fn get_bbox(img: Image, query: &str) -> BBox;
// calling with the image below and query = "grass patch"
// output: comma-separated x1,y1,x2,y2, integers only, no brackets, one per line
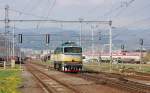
0,70,22,93
33,60,150,73
32,60,53,66
83,62,150,73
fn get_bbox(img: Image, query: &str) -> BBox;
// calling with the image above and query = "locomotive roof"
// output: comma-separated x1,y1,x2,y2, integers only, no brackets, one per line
61,42,78,47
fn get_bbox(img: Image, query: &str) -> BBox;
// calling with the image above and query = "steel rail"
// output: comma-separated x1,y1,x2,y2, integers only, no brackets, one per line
27,63,82,93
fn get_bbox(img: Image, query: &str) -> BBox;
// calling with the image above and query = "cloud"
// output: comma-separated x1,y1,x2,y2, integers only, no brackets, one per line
56,0,107,7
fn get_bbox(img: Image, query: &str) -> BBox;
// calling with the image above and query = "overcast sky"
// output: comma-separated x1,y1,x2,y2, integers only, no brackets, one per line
0,0,149,29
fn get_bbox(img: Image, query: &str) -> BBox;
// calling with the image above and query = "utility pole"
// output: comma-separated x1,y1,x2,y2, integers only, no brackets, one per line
46,34,50,62
5,5,9,63
139,38,143,70
121,44,125,66
18,34,23,69
98,29,102,72
13,24,15,61
98,30,101,63
109,21,112,72
5,5,9,34
19,49,22,69
79,18,83,46
11,24,16,68
91,25,94,62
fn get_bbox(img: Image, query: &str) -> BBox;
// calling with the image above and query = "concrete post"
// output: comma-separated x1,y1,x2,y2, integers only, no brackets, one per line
11,59,15,68
3,61,6,69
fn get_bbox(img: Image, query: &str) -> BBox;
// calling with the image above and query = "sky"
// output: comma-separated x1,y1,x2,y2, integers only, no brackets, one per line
0,0,149,29
0,0,150,50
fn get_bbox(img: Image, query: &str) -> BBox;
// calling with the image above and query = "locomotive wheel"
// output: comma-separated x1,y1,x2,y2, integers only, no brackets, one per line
58,64,62,71
54,63,56,69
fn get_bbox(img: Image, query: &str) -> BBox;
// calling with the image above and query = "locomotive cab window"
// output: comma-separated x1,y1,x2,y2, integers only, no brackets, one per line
54,47,63,54
64,47,82,53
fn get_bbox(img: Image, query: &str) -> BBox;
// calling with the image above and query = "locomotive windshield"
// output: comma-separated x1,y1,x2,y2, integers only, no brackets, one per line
64,47,82,53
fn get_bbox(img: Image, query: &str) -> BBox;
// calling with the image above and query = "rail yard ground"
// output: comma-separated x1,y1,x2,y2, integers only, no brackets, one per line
19,66,46,93
25,62,130,93
1,1,150,93
0,60,150,93
23,60,150,93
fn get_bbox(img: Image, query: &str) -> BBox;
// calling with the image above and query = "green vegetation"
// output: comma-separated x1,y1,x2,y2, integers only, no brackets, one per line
32,60,54,68
44,60,53,65
143,52,150,63
33,60,52,65
0,70,21,93
34,59,150,73
83,62,150,73
0,64,21,70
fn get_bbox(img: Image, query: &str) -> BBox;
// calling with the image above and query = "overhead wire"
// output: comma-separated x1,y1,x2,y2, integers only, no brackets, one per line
17,0,33,19
81,1,123,20
102,4,124,19
0,1,55,20
37,0,57,32
110,0,150,31
28,0,42,12
9,8,47,19
116,2,150,28
93,0,136,46
46,0,56,18
100,0,137,41
89,1,126,20
89,0,137,45
118,16,150,28
109,0,136,20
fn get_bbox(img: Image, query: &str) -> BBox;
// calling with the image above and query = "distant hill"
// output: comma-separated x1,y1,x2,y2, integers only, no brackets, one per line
0,27,149,51
111,28,150,50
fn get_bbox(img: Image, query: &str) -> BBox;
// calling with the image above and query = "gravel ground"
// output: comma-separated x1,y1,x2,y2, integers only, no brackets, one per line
34,65,130,93
19,66,46,93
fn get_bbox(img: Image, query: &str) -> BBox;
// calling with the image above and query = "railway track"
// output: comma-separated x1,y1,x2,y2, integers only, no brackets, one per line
26,63,81,93
85,70,150,81
79,73,150,93
132,71,150,79
31,62,150,93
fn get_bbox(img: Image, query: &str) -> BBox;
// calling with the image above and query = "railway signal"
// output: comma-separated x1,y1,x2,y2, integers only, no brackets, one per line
46,34,50,44
121,44,125,51
139,38,143,46
18,34,22,43
99,32,101,40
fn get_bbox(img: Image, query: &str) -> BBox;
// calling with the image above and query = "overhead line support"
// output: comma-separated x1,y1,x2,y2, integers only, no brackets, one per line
0,19,111,24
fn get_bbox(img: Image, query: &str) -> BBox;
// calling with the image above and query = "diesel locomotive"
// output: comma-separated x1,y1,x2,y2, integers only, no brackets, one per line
52,42,82,72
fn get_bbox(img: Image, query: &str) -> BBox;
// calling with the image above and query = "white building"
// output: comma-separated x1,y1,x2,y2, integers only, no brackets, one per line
83,51,144,62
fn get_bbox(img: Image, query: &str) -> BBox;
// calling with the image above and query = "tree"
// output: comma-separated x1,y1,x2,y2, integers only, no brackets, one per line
143,52,150,63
